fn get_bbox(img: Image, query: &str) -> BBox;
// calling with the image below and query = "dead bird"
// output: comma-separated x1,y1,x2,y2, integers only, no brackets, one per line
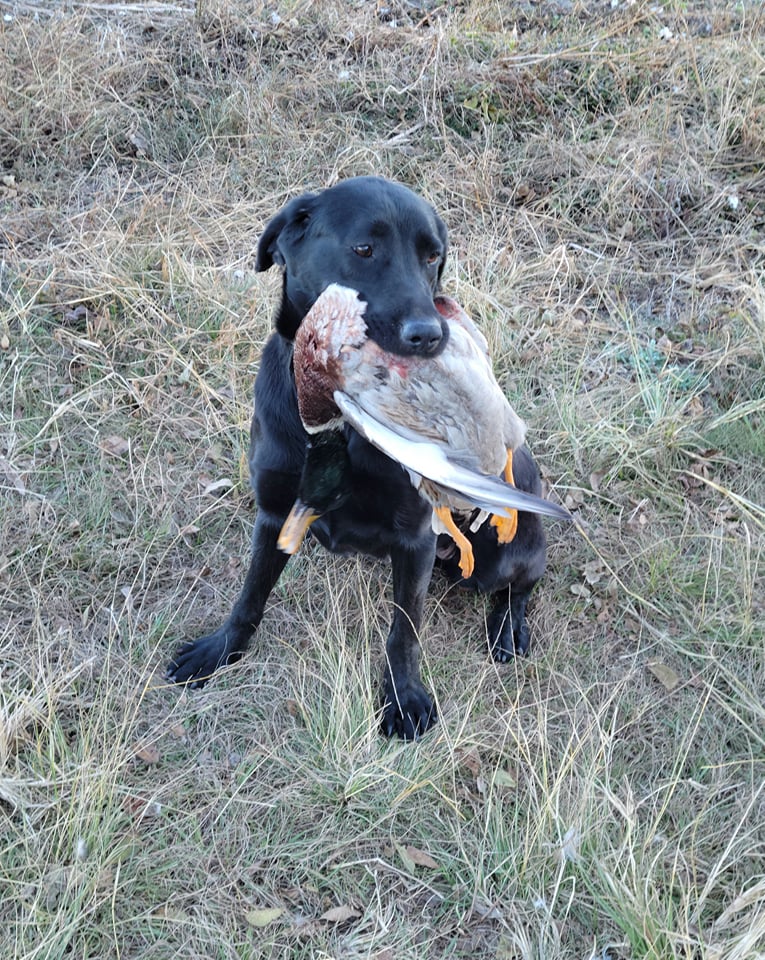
278,283,570,576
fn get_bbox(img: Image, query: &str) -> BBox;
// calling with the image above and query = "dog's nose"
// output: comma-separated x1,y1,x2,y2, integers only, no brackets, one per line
400,316,443,355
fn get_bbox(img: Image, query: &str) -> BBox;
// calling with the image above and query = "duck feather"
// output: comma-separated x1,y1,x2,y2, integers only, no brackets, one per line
334,392,569,521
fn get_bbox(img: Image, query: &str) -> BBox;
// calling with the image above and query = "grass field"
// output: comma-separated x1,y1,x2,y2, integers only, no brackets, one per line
1,1,763,957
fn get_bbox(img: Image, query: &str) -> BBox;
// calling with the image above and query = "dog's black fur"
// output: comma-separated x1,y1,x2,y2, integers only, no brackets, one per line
167,176,547,740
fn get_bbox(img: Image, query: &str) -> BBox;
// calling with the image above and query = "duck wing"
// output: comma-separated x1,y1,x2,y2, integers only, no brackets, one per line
335,392,570,522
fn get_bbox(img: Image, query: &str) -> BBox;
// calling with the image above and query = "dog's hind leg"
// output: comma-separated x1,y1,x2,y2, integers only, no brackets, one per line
487,584,535,661
381,538,438,740
166,511,290,687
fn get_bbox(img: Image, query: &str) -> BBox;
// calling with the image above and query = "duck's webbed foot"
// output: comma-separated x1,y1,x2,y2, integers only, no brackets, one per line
490,448,519,543
434,505,475,578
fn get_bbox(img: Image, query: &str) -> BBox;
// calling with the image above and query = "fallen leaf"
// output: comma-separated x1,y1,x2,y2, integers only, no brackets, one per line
110,837,140,865
647,660,680,691
42,866,71,910
0,456,25,493
394,842,416,873
123,795,162,819
492,767,517,790
596,604,612,624
496,933,523,959
559,826,580,863
134,744,160,765
202,478,233,497
100,435,130,456
456,746,481,777
245,906,284,928
470,895,503,921
96,867,115,892
514,181,535,203
129,130,151,155
153,904,191,921
403,845,438,869
320,904,361,923
570,583,591,599
583,559,606,585
656,334,673,356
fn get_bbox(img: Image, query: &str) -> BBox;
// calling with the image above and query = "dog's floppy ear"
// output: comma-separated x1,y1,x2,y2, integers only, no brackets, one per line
256,193,318,272
434,210,449,288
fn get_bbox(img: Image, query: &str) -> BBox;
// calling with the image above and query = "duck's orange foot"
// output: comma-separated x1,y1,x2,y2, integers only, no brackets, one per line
434,505,475,579
490,447,518,543
491,510,518,543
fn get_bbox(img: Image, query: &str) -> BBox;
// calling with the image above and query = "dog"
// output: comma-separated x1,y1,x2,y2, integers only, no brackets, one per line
167,176,547,740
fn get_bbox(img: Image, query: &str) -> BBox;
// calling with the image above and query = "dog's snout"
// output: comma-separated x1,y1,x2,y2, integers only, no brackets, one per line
400,316,443,355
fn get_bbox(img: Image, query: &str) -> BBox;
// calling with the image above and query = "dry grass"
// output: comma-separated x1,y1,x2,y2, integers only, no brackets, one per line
1,0,764,957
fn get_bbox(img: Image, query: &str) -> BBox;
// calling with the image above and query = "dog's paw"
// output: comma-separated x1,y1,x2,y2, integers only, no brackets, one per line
487,604,530,661
381,682,437,740
165,629,242,688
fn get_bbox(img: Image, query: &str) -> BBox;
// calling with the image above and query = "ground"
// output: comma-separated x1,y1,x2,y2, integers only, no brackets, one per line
0,1,763,958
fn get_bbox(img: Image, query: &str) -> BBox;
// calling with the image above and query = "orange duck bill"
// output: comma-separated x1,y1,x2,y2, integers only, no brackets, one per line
277,499,320,555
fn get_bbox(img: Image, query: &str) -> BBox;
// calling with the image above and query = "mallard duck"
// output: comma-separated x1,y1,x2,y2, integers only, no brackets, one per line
278,284,570,576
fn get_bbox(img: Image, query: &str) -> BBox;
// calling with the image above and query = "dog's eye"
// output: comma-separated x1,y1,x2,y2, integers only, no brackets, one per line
427,252,441,266
353,244,373,258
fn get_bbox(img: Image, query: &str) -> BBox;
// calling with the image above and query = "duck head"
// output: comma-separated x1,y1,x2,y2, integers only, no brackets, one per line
277,430,352,554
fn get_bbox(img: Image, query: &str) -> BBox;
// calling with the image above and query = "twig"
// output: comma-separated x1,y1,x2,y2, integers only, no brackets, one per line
0,0,193,17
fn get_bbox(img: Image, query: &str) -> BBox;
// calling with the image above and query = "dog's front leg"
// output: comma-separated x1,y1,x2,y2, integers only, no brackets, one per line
381,537,438,740
166,510,290,687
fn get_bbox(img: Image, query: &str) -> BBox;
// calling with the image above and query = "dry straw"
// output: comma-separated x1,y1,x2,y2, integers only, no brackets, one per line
1,1,763,957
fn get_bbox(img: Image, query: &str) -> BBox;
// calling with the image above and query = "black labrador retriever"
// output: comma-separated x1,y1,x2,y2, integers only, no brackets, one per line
167,176,547,740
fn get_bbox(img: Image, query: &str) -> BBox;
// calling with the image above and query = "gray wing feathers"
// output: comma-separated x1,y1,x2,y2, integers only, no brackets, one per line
335,392,570,521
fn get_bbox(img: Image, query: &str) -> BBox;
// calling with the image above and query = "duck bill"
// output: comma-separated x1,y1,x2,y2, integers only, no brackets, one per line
277,500,320,555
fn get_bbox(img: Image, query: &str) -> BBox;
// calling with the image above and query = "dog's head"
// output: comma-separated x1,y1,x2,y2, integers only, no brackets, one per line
256,176,449,357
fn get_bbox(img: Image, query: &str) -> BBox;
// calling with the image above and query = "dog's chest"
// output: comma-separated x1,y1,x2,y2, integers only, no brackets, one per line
309,470,433,558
